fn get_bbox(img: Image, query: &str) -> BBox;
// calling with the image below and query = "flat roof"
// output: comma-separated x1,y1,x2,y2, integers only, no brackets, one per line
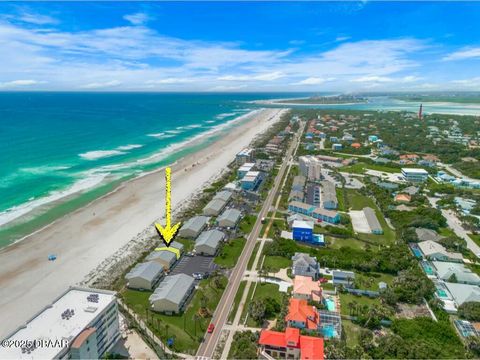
0,287,116,359
402,168,429,174
292,220,314,230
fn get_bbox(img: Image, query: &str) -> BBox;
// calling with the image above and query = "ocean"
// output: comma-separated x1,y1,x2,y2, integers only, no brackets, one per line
0,92,479,247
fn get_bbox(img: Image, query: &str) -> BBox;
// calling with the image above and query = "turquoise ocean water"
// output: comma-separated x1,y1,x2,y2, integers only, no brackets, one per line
0,92,479,247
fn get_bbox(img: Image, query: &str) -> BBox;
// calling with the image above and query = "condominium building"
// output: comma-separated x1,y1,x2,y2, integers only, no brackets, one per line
298,156,322,181
0,287,120,360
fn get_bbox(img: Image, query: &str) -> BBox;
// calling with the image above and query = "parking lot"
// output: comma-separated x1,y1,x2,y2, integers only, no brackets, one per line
169,255,217,278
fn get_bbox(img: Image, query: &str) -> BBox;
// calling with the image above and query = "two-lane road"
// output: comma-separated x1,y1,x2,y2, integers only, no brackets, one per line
195,123,301,359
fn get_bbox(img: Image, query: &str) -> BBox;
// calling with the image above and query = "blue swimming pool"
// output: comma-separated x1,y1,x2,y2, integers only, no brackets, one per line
324,298,336,312
322,325,337,338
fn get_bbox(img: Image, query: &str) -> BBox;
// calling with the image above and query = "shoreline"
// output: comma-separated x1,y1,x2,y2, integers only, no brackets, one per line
251,98,367,106
0,107,288,339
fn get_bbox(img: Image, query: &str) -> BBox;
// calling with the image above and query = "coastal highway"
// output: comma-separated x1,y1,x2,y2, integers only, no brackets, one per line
195,122,302,359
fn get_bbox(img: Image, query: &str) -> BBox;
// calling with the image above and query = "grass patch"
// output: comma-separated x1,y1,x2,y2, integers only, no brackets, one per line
328,236,365,250
341,163,400,175
339,292,381,316
240,284,256,323
268,219,287,238
214,237,246,268
468,233,480,247
174,237,194,252
240,214,257,234
354,272,395,291
343,320,362,346
121,276,227,354
247,241,261,270
262,255,291,272
228,281,247,323
246,282,285,327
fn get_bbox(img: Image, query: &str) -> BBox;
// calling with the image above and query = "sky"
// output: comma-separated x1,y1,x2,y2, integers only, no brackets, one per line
0,1,479,92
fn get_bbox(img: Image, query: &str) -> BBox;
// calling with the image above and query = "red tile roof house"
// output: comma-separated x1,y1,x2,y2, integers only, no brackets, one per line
293,276,323,302
286,298,320,332
258,327,324,360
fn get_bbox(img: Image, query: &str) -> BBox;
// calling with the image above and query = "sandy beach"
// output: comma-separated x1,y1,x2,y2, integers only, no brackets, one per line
0,107,288,339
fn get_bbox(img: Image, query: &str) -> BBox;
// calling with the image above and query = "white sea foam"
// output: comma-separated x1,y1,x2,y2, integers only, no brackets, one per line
216,112,237,119
0,172,109,227
205,120,215,124
183,124,202,129
147,133,176,139
165,129,182,134
79,150,126,160
20,165,71,174
116,144,143,151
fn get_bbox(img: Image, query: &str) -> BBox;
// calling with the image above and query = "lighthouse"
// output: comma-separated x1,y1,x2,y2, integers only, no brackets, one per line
418,104,423,120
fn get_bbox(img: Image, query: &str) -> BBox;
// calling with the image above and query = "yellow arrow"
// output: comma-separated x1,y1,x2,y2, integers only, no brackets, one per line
155,167,181,246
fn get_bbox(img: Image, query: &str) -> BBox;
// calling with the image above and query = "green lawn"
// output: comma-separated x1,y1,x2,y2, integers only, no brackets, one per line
268,219,287,238
214,237,246,268
354,272,395,291
339,292,381,316
468,233,480,247
240,284,256,323
246,282,285,327
240,214,257,234
262,255,291,272
328,236,366,250
121,276,227,354
174,237,194,252
247,241,261,270
228,281,247,323
336,188,346,212
343,320,362,346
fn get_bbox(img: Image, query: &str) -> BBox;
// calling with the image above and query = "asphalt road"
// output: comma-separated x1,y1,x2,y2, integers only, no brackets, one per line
195,125,301,359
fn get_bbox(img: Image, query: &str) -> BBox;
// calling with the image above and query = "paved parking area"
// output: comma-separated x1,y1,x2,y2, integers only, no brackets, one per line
349,210,371,233
170,255,217,277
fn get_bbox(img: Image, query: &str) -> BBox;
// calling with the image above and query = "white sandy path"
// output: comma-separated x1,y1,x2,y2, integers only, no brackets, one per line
0,108,288,339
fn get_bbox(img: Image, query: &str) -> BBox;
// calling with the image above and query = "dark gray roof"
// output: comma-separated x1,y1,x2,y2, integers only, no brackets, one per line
181,216,209,233
149,274,195,305
364,207,382,232
333,270,355,279
415,228,441,242
126,261,163,282
292,252,318,267
217,208,241,224
195,229,225,249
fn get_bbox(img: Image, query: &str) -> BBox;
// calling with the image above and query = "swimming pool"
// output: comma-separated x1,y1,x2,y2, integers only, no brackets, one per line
437,289,448,298
324,298,336,312
421,261,435,275
322,324,337,338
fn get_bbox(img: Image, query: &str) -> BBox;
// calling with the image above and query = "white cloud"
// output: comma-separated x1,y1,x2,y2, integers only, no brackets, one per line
293,77,335,85
351,75,393,83
123,13,150,25
18,13,58,25
145,78,195,85
451,77,480,88
80,80,122,89
217,72,284,81
0,79,41,88
443,47,480,61
335,36,350,42
208,85,247,91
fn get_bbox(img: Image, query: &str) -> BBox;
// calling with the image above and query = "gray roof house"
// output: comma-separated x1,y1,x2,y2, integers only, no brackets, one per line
203,198,227,216
214,190,233,203
195,229,225,256
403,186,420,195
320,181,338,210
364,207,383,234
332,270,356,288
156,241,184,254
125,261,164,291
145,250,177,271
291,252,319,280
418,240,463,262
149,274,195,314
416,228,441,242
444,282,480,307
217,208,242,228
179,216,209,238
432,262,480,285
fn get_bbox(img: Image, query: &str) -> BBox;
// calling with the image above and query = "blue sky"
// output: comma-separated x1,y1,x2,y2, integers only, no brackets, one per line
0,1,479,91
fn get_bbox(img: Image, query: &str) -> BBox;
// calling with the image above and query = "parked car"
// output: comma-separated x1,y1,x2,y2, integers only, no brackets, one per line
185,251,195,257
192,272,204,280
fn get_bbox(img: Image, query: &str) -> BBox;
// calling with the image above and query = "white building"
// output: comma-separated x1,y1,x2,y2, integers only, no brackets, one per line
401,168,429,182
0,287,120,360
298,156,322,182
149,274,195,314
125,261,164,290
236,148,255,165
417,240,463,263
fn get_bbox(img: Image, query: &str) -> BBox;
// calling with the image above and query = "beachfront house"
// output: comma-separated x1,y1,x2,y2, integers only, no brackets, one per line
285,298,320,333
217,208,242,228
145,250,177,271
179,215,209,239
292,220,314,242
149,274,195,314
203,198,227,216
444,282,480,308
236,148,255,165
320,180,338,210
195,229,225,256
288,201,340,224
125,261,164,291
432,262,480,285
402,168,429,182
293,275,322,302
241,171,261,190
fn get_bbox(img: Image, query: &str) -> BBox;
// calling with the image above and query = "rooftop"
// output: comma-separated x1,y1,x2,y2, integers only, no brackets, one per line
292,220,314,230
149,274,195,305
125,261,164,282
195,229,225,248
1,287,116,360
402,168,429,175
